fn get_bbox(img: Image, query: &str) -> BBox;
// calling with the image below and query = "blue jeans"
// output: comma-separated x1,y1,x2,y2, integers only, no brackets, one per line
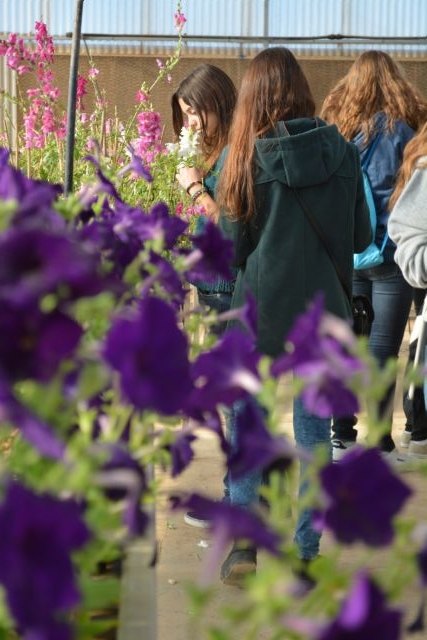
227,397,331,561
332,262,412,450
197,290,233,336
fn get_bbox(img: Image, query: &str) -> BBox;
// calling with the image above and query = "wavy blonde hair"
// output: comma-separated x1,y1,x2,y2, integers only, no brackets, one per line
320,50,427,143
389,121,427,209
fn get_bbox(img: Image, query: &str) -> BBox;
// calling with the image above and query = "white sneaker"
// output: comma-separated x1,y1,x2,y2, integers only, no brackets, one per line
408,439,427,460
331,439,357,462
400,429,412,449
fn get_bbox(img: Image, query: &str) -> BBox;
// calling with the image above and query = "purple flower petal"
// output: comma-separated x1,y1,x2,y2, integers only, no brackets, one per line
228,399,296,477
318,571,402,640
0,378,65,460
0,481,90,636
189,329,261,413
103,296,193,415
314,447,412,546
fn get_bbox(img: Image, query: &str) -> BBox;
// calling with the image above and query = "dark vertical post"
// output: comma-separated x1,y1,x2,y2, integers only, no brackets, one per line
64,0,85,196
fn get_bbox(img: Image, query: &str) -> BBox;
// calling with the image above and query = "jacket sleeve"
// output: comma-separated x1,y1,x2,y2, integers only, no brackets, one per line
388,167,427,288
353,150,372,253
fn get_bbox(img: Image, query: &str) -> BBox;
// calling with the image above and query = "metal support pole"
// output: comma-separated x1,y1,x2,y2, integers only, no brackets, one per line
64,0,85,196
118,465,157,640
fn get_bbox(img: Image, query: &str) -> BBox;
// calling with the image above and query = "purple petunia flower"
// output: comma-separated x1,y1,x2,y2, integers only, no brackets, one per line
189,329,261,413
228,399,298,478
0,227,110,310
96,444,149,536
137,202,187,249
0,147,63,230
184,220,234,283
167,431,197,477
118,146,153,182
219,290,258,340
0,304,82,383
318,571,402,640
0,377,65,459
314,447,412,546
140,251,186,308
0,481,90,638
103,296,193,415
271,294,363,418
171,493,281,584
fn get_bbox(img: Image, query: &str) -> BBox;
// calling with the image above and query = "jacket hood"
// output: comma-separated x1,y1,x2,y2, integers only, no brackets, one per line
254,117,348,188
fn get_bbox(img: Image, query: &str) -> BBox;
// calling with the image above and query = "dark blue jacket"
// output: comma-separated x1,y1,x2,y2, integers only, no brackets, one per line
353,112,414,263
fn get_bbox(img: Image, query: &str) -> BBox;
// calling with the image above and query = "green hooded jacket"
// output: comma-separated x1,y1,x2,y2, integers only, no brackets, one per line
220,117,372,357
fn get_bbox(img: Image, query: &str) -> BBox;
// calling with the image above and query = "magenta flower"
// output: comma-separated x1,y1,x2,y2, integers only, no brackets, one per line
318,572,401,640
103,296,193,415
0,481,90,638
314,447,412,546
174,9,187,31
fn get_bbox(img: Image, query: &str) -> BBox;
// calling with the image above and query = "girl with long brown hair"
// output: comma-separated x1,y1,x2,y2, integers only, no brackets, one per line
171,64,237,528
320,50,427,462
216,47,370,586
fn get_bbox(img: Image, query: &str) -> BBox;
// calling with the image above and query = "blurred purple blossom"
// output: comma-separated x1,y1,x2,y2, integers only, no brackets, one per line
318,572,401,640
228,399,297,478
103,296,193,415
0,147,63,228
189,329,261,413
0,481,90,638
219,290,257,340
271,294,363,418
96,444,149,536
0,305,82,384
314,447,412,546
0,227,110,310
118,146,153,182
171,493,281,584
167,432,197,477
184,220,234,284
0,377,65,459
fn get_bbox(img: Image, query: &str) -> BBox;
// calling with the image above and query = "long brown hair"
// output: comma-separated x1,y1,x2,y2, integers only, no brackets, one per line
320,50,427,143
217,47,315,221
389,121,427,209
171,64,237,168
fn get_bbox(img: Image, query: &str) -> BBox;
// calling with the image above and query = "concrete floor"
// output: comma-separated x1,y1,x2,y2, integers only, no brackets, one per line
154,318,427,640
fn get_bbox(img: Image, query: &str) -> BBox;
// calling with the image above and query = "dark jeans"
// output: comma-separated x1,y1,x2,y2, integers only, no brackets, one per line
198,288,234,496
333,263,413,451
197,290,233,336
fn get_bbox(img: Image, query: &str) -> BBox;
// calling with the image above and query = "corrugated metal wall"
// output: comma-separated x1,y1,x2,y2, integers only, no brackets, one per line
1,0,426,56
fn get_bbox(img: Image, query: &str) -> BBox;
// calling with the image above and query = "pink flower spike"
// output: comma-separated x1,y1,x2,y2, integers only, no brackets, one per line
174,10,187,31
88,67,99,79
136,89,149,103
156,58,165,69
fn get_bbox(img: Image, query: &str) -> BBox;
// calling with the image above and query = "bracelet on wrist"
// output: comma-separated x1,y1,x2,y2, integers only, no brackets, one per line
191,187,208,203
185,180,203,195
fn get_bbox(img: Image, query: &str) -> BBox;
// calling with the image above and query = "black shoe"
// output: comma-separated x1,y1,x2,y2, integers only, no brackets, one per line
293,557,317,592
220,544,257,586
